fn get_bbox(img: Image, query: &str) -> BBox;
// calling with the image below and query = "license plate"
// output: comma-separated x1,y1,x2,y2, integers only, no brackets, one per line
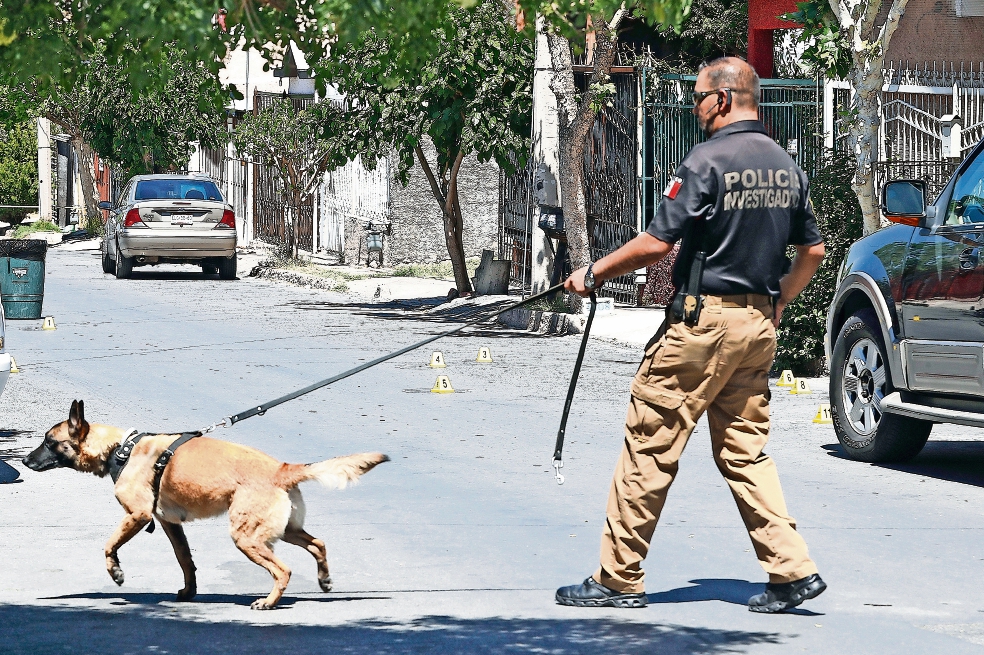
171,214,194,226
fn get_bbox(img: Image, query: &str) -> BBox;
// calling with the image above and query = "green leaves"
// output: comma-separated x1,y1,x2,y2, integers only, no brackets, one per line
0,119,37,223
321,0,533,182
783,0,852,79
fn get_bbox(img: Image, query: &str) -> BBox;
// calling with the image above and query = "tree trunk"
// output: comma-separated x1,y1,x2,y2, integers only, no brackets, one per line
545,11,627,309
415,145,473,294
446,158,472,294
848,74,882,235
71,137,101,227
836,0,911,235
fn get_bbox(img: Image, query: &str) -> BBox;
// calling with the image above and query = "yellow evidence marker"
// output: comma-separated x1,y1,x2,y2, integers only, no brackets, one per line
777,370,795,387
42,316,56,330
813,403,833,424
8,356,18,374
431,375,455,393
429,351,447,368
476,346,494,363
790,378,812,395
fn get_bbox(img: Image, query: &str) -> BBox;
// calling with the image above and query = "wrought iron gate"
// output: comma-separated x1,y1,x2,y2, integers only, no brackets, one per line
251,91,316,252
642,75,822,228
498,157,534,291
577,70,639,304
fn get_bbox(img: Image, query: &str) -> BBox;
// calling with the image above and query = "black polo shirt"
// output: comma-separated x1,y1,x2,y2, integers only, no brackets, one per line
646,120,822,298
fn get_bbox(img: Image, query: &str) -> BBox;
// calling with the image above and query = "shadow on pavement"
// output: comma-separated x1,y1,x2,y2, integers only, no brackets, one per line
648,579,823,616
823,441,984,487
0,602,785,654
288,299,558,340
44,591,391,607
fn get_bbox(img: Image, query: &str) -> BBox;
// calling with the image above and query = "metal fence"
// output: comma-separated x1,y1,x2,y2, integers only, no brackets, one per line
498,157,535,291
828,62,984,201
643,76,822,225
577,70,639,304
251,91,316,251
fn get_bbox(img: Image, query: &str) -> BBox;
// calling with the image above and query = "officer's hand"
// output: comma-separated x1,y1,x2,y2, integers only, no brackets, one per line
773,300,787,328
564,266,591,297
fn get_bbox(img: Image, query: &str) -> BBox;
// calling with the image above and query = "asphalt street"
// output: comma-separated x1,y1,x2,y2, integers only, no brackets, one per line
1,245,983,654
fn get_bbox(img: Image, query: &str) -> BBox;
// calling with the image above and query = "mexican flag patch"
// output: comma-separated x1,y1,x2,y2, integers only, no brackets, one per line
663,175,683,199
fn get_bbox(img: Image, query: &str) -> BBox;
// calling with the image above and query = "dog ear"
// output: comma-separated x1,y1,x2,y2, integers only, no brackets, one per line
68,400,87,439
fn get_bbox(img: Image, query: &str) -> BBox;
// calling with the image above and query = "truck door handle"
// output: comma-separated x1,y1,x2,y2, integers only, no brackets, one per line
959,247,980,271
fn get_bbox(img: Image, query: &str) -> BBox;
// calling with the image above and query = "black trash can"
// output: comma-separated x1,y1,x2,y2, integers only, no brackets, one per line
0,239,48,319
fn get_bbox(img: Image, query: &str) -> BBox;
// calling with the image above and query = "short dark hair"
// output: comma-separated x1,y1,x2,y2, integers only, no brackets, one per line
699,57,760,110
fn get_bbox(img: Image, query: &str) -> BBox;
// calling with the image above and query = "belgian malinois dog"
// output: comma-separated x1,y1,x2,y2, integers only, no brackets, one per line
23,400,388,609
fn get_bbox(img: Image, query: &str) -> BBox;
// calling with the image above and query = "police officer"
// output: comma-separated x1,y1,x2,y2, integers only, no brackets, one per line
556,57,827,613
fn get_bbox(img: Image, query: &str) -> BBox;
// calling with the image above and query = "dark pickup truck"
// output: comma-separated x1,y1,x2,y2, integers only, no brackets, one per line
825,147,984,462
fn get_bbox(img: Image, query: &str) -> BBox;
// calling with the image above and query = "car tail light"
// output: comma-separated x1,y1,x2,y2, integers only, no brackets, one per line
216,209,236,229
123,208,146,227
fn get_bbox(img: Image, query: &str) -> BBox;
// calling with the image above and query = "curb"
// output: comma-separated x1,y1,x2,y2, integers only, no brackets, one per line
497,308,582,335
249,266,343,291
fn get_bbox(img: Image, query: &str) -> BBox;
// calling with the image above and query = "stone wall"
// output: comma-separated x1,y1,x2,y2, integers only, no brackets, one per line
342,139,499,268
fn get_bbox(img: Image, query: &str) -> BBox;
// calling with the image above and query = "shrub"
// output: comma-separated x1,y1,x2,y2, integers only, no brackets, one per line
12,220,61,239
774,147,864,375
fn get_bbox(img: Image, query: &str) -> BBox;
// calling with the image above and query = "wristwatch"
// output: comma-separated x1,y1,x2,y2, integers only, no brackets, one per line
583,263,601,291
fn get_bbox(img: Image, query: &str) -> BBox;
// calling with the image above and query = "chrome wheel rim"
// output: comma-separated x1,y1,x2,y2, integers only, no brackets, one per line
841,338,887,437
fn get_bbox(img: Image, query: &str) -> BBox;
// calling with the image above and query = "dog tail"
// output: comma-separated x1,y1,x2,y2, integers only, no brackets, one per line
278,452,389,490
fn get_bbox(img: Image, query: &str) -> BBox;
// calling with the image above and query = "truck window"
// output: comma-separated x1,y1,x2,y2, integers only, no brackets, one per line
944,154,984,225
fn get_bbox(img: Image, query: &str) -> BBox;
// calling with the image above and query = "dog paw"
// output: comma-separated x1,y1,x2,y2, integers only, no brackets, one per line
109,566,124,586
250,599,275,610
319,576,333,592
176,587,197,602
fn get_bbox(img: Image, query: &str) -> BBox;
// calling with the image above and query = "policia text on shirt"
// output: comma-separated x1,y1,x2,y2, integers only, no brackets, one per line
556,57,828,614
723,168,803,211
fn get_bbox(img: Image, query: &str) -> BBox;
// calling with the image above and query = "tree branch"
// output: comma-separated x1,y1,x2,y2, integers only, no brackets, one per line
415,144,449,210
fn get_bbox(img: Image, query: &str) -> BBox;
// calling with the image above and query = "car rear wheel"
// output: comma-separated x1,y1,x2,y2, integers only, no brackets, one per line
201,262,218,276
114,241,133,279
830,309,931,462
101,240,113,274
218,256,237,280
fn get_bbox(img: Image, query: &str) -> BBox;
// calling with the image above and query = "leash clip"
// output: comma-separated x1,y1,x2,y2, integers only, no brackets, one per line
553,458,565,485
200,417,231,434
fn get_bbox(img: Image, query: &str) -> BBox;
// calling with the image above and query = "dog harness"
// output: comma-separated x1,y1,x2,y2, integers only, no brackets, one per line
108,430,202,533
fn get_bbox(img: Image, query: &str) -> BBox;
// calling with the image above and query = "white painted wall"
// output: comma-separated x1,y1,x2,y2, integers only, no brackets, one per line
36,118,52,220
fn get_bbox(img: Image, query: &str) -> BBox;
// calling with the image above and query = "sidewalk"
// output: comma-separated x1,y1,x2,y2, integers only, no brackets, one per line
249,255,668,348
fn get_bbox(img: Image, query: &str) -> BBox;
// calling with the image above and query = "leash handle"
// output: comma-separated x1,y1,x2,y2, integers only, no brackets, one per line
552,292,597,485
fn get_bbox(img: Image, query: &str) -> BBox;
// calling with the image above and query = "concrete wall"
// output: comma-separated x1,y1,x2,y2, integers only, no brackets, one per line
343,139,499,268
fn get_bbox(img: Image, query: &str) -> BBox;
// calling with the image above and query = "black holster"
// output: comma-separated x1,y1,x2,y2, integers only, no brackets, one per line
670,251,705,326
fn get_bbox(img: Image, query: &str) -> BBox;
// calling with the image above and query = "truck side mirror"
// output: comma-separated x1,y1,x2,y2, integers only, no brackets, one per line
881,180,927,227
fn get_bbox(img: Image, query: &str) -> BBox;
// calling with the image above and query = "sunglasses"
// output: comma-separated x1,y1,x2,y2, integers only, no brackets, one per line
692,88,730,105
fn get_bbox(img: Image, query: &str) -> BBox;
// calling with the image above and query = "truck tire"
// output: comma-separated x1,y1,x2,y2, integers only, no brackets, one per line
830,308,931,462
101,240,114,274
218,256,237,280
114,241,133,279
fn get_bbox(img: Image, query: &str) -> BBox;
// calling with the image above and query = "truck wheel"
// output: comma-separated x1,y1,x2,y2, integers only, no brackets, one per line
218,256,237,280
114,241,133,279
830,309,931,462
101,240,113,274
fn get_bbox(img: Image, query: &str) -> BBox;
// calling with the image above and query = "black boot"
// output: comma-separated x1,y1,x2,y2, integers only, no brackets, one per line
748,574,827,613
555,577,648,608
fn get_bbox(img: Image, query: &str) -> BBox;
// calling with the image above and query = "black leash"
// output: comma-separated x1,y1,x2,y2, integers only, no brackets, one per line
551,293,597,485
200,283,570,432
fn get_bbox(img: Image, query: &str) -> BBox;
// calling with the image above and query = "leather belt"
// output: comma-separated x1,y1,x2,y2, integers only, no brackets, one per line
710,294,773,308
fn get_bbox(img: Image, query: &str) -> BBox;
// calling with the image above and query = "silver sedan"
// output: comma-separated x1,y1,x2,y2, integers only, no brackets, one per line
100,174,238,279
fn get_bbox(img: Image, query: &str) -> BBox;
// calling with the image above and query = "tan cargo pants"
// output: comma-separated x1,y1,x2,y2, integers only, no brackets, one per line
593,294,818,594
